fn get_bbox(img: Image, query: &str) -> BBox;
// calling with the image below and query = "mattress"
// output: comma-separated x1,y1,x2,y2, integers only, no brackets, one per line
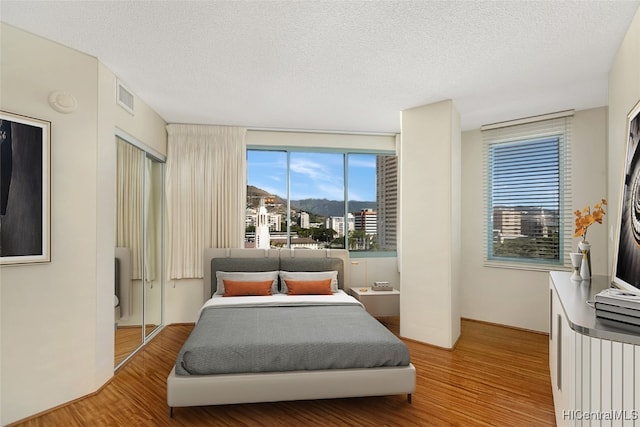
175,291,410,375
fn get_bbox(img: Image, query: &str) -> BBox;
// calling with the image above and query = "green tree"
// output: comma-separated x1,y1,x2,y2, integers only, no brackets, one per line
297,228,312,238
493,234,559,261
349,230,368,250
312,227,336,243
329,236,345,248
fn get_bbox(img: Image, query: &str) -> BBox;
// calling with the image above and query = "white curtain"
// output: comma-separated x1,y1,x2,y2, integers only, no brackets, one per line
144,156,158,283
166,124,247,279
116,137,144,280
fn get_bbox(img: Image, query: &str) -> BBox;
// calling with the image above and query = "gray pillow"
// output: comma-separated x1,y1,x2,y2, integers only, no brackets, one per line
215,271,279,296
210,257,281,296
279,257,344,290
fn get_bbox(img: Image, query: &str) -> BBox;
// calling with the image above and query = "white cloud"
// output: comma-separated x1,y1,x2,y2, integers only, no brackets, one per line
289,156,344,200
290,157,333,182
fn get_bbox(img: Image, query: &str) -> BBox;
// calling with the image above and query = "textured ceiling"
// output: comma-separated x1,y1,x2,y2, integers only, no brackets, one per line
1,1,639,133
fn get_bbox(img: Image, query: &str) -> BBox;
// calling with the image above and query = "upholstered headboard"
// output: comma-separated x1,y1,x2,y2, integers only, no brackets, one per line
202,248,350,302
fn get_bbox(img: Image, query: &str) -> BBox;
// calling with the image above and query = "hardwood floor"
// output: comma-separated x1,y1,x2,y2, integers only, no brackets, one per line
114,324,160,367
13,318,555,426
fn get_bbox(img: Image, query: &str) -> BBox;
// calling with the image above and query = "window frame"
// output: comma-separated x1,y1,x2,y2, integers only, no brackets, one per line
246,145,398,257
482,113,573,271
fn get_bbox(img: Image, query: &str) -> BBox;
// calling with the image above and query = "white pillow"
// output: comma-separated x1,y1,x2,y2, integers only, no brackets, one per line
215,271,280,295
279,270,339,294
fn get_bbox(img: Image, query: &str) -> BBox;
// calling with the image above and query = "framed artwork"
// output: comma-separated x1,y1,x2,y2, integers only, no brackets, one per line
612,100,640,292
0,111,51,265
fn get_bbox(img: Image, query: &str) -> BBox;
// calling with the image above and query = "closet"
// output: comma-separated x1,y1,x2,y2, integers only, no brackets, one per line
114,132,164,369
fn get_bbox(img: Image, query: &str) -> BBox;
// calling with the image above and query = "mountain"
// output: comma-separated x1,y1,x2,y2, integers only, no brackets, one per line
247,185,375,217
291,199,376,217
247,185,287,207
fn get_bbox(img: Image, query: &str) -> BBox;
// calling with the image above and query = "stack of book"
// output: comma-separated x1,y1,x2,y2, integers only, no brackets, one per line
594,288,640,327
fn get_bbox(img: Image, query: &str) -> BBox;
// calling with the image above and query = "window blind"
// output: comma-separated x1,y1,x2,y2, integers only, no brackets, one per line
482,113,573,270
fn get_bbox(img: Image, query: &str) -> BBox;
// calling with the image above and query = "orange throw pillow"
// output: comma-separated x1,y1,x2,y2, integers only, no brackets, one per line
223,280,273,297
285,279,333,295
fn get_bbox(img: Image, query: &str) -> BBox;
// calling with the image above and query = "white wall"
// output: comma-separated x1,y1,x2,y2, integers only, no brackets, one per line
246,129,396,151
459,7,640,335
460,108,608,333
348,256,400,289
458,7,640,334
608,7,640,273
399,100,461,348
0,24,166,426
0,24,100,426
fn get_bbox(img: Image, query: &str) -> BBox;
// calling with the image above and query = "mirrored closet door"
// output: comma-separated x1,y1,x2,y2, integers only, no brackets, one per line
114,134,164,369
143,155,163,340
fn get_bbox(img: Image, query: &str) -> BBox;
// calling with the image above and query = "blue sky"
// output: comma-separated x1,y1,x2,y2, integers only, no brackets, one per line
247,151,377,201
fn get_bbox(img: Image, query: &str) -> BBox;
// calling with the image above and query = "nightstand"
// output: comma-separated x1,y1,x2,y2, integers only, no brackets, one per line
350,286,400,317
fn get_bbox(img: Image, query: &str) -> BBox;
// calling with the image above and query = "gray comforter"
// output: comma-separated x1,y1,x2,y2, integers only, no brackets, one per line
175,302,410,375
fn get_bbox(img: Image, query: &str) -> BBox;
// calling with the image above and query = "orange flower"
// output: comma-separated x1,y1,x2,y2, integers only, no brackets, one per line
574,199,607,240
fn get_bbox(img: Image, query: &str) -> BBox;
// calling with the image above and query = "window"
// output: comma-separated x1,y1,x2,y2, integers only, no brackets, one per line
246,149,397,254
483,113,573,269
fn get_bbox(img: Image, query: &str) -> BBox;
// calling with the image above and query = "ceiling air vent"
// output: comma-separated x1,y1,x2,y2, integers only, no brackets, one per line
116,79,135,115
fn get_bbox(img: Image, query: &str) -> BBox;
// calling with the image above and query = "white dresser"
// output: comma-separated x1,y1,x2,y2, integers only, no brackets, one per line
549,272,640,426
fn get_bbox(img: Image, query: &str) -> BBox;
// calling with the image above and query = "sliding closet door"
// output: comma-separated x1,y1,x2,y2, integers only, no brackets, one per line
143,155,163,339
115,136,145,367
115,133,165,369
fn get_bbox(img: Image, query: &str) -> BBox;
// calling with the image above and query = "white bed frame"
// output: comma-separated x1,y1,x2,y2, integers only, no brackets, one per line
167,248,416,414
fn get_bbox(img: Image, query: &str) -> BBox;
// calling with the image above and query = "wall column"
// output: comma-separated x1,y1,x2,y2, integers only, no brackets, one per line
399,100,461,348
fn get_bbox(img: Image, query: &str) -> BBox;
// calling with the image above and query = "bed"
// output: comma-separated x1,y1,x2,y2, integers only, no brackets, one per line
166,248,416,414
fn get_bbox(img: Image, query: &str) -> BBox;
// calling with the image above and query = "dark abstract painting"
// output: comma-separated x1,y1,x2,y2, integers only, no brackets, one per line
614,101,640,291
0,111,50,264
